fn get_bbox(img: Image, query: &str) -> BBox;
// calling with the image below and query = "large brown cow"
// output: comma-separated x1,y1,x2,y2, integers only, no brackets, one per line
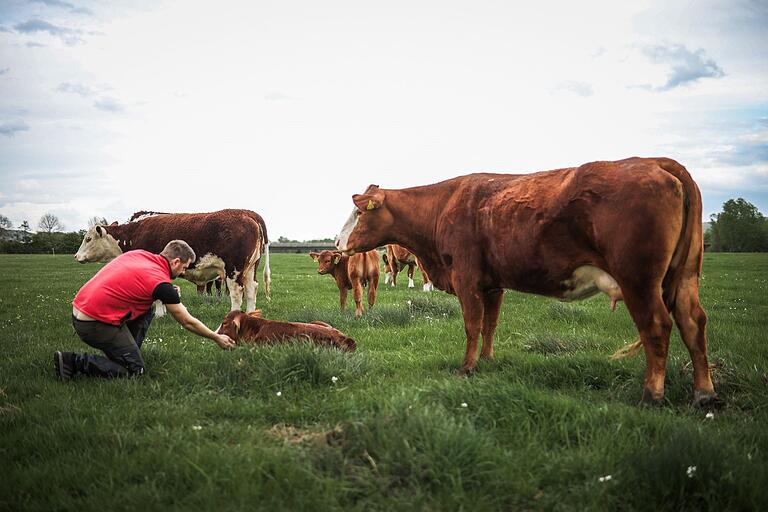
310,249,380,317
335,157,716,406
75,209,270,313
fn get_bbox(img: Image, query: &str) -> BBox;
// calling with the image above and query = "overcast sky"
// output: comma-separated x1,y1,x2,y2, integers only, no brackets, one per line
1,0,766,240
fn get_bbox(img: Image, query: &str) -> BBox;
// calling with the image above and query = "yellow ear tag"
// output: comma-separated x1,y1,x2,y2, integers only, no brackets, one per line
366,200,376,210
334,255,341,264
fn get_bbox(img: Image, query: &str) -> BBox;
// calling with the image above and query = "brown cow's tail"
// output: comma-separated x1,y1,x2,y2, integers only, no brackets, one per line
656,158,704,312
262,241,271,300
611,158,703,361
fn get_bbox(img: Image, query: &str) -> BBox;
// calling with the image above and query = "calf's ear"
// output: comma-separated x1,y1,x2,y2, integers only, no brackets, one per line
332,251,342,264
309,252,320,262
232,315,241,333
248,310,263,318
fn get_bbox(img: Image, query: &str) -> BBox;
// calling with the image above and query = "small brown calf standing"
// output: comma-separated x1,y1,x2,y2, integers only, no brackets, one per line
310,249,380,317
217,310,356,352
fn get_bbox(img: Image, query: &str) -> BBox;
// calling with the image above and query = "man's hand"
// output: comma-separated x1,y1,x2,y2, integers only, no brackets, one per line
214,333,236,350
173,285,181,297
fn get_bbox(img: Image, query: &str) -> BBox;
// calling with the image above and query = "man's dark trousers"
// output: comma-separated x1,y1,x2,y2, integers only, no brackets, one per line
69,308,155,378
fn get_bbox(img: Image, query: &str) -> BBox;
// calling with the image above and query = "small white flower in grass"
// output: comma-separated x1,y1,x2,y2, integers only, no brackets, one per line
406,300,412,306
598,475,612,482
276,391,282,397
461,402,468,408
705,412,715,420
192,425,202,431
686,466,697,478
331,376,339,384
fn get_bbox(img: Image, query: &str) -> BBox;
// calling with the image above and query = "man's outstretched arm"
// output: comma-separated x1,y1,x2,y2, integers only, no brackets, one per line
166,303,236,349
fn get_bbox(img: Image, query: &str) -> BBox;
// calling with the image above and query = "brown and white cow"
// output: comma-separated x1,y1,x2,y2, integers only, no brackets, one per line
336,157,716,406
217,310,356,352
383,244,433,291
310,249,380,317
75,209,271,313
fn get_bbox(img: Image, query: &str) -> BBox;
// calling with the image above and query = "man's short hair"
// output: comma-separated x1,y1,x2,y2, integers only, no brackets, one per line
161,240,196,263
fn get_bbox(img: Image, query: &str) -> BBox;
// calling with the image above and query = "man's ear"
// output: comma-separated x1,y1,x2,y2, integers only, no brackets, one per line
309,252,320,262
353,186,385,211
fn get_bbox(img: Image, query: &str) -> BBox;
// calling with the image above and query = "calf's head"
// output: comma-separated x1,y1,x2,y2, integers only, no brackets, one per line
74,224,122,263
335,184,394,255
310,250,343,275
217,310,262,341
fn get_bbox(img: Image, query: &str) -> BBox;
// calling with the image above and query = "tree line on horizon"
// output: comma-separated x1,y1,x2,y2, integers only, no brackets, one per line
1,200,767,254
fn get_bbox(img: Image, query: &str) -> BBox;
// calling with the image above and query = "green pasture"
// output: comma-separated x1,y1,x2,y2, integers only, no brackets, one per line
1,253,767,511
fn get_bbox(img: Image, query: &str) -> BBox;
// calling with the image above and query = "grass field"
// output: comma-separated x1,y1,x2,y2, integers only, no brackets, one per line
1,253,767,511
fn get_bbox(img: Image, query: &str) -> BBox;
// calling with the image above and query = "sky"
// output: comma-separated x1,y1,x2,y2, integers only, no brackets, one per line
1,0,766,240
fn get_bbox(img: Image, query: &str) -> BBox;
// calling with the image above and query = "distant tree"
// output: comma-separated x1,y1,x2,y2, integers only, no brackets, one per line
709,198,768,252
88,216,108,227
277,236,299,243
0,214,12,230
38,213,64,234
19,220,30,232
38,213,64,254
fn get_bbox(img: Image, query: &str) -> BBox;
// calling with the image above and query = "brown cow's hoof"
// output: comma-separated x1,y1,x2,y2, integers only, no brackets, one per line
692,391,723,409
457,366,476,377
639,388,665,407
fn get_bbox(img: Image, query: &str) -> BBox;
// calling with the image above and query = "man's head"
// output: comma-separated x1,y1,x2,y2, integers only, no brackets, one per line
161,240,196,278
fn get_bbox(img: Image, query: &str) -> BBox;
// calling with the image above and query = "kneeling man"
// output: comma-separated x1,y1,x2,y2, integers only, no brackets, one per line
55,239,235,379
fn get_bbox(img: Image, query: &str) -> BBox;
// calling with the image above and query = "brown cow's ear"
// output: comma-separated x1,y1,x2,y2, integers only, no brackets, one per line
309,252,320,262
232,315,241,333
353,189,385,211
248,310,263,318
110,221,118,226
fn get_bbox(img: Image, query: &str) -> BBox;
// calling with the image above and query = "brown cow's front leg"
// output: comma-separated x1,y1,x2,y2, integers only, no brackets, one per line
480,290,504,360
339,287,349,311
455,285,484,375
352,280,364,317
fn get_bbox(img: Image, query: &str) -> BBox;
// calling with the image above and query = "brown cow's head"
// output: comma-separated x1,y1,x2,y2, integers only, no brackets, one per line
335,184,393,255
216,310,263,341
310,250,343,275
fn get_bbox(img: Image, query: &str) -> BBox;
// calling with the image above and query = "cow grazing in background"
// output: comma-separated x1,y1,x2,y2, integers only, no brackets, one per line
75,209,270,313
335,157,716,407
129,210,271,300
310,249,380,317
216,310,356,352
383,244,433,291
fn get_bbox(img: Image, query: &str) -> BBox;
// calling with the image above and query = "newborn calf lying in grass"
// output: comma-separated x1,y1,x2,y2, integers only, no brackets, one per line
216,310,357,352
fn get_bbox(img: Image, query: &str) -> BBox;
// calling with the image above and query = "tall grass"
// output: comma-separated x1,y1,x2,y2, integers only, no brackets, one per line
1,253,767,510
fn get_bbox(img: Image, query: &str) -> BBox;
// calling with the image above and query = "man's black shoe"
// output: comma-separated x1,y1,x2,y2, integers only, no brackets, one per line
54,351,76,380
